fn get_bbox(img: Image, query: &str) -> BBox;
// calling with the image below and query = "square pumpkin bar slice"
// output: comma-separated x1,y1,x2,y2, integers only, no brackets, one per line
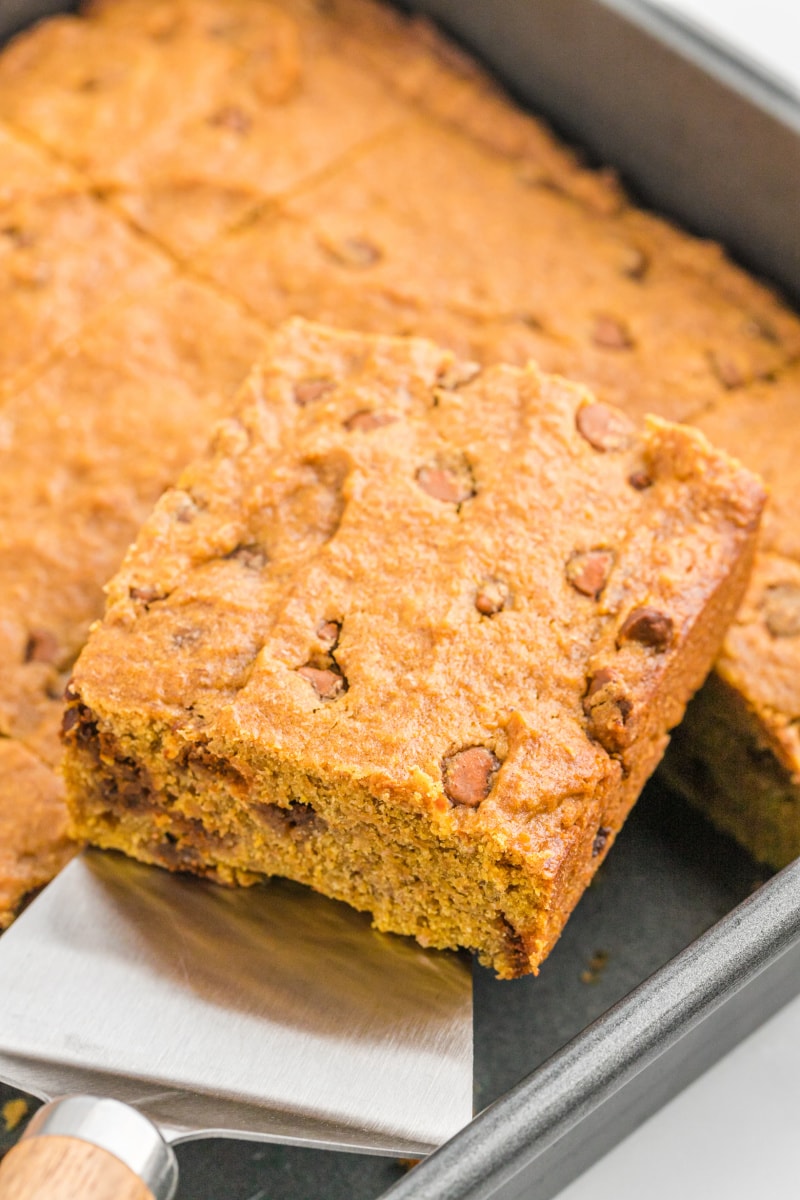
63,321,764,977
0,124,168,398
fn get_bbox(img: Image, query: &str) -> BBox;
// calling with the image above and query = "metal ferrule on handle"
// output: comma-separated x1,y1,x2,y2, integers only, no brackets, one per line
1,1096,178,1200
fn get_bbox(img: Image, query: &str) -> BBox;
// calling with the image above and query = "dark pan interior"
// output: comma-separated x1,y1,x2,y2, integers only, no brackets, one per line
0,1,796,1196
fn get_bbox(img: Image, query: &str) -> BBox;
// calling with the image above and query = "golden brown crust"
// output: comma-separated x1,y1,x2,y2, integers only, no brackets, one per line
0,739,75,928
199,115,795,424
713,552,800,778
0,126,168,397
0,2,410,259
672,365,800,864
0,278,267,760
695,364,800,562
63,321,765,975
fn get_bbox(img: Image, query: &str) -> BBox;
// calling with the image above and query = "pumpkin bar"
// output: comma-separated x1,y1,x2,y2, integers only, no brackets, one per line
0,124,167,397
200,115,797,425
0,275,266,922
63,321,765,977
0,739,73,929
662,363,800,868
0,277,266,771
0,2,409,259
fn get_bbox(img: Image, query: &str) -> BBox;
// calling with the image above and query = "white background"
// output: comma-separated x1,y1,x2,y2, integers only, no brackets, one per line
647,0,800,96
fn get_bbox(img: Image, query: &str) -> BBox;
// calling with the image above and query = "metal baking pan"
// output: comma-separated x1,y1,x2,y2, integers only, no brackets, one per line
1,1,799,1197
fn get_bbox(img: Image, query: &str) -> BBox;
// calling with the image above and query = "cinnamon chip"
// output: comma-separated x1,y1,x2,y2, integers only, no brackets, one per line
416,461,474,504
297,665,345,700
628,469,653,491
344,410,397,433
60,706,80,736
442,747,500,807
709,351,744,389
620,246,649,280
229,544,267,570
592,315,633,350
24,629,60,665
566,550,614,599
763,584,800,639
592,826,611,857
129,585,164,605
575,403,635,452
475,579,510,616
618,607,674,651
208,106,252,134
317,619,340,645
325,236,382,268
584,669,633,754
294,378,335,407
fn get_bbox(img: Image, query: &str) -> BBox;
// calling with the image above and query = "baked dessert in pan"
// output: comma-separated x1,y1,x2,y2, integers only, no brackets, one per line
62,320,765,976
0,0,797,941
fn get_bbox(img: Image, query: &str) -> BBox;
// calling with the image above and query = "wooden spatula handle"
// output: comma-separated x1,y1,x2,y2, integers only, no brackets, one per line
0,1135,153,1199
0,1097,177,1200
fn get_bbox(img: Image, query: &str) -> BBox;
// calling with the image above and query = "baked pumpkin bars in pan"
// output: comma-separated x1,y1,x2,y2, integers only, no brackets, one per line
62,321,765,977
0,0,798,936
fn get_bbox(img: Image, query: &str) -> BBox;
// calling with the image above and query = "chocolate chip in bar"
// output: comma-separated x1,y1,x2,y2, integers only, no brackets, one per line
294,378,336,407
208,105,253,134
620,245,649,281
585,667,623,705
1,225,35,249
416,461,475,504
575,402,635,452
592,315,633,350
297,664,346,700
60,705,81,736
709,350,744,390
745,315,779,344
344,410,398,433
129,585,165,605
628,468,653,491
763,583,800,638
325,236,382,269
443,747,500,807
566,549,614,599
317,619,341,646
592,826,611,857
24,628,60,665
618,607,674,651
229,544,268,570
583,668,633,754
475,578,510,616
60,699,98,746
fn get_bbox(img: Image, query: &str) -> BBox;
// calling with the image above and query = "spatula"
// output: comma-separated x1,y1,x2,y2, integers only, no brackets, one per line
0,850,473,1199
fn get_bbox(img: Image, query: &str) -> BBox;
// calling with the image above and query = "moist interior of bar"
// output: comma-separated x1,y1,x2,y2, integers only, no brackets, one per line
664,673,800,870
66,708,537,976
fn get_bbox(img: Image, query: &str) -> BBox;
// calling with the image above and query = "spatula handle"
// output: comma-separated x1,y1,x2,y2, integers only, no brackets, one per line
0,1097,178,1200
0,1135,154,1199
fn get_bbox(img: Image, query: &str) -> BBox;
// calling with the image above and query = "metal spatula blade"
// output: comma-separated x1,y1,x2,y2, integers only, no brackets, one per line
0,851,472,1166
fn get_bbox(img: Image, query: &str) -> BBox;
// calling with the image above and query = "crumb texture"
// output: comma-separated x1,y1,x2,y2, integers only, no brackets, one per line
0,739,75,927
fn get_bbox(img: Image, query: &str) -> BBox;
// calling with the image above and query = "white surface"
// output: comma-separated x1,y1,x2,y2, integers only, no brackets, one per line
559,988,800,1198
559,11,800,1200
646,0,800,96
